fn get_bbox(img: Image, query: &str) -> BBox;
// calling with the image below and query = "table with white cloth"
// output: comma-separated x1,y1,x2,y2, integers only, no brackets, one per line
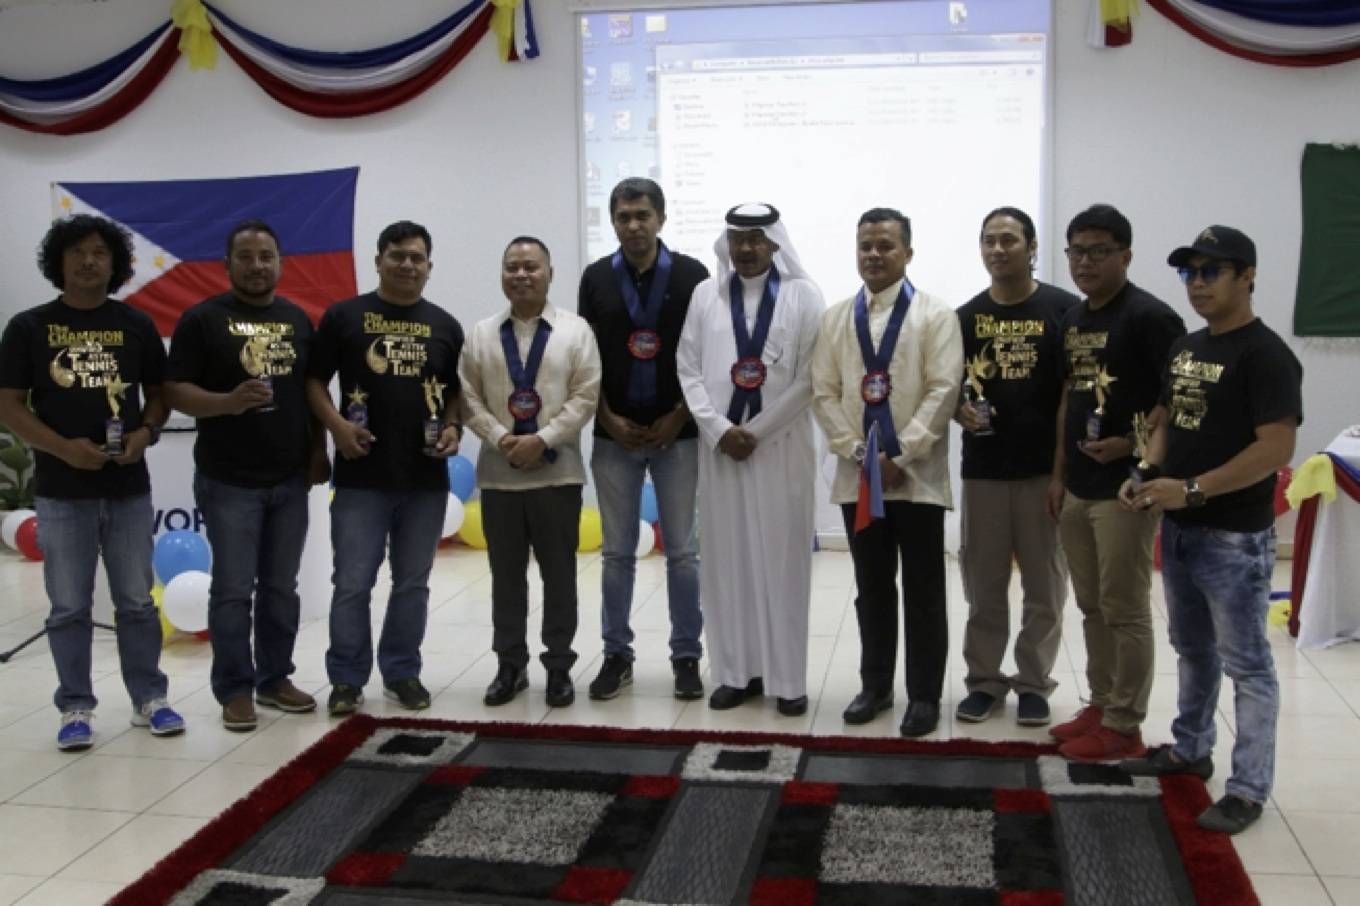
1290,428,1360,650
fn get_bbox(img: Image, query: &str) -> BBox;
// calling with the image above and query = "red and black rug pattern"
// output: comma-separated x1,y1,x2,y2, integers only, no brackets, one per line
110,717,1257,905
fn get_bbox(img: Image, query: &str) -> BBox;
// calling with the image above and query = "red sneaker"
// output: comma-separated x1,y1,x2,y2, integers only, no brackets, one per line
1050,705,1103,742
1059,726,1147,762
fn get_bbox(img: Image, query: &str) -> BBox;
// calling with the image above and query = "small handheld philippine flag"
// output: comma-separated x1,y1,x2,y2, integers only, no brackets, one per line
854,421,885,534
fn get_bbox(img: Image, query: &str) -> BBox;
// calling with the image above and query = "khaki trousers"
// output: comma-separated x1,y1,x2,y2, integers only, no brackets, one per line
960,476,1069,699
1059,494,1159,733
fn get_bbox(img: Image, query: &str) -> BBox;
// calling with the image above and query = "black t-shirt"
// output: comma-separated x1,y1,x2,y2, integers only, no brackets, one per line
957,283,1078,480
578,245,708,439
309,292,463,492
167,293,315,488
0,298,164,499
1061,282,1186,500
1162,318,1303,532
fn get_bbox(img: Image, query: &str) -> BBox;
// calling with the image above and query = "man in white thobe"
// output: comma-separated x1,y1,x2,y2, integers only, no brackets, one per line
677,203,824,716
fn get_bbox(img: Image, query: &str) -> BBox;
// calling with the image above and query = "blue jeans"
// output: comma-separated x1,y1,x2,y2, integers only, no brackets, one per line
325,487,446,687
1161,519,1279,803
35,494,168,713
590,437,701,661
195,472,309,704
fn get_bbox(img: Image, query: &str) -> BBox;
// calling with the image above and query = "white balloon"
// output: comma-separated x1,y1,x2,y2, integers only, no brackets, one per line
635,519,655,558
442,495,465,540
92,565,115,624
2,509,36,549
163,570,212,633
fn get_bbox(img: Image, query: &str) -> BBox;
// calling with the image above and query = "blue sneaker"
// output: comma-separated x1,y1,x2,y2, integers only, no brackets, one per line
131,698,186,737
58,710,94,752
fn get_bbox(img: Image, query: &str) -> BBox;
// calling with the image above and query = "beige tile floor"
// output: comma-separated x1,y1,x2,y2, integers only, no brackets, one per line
0,544,1357,905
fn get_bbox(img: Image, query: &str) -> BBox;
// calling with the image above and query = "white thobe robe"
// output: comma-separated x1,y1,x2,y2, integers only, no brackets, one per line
677,272,824,698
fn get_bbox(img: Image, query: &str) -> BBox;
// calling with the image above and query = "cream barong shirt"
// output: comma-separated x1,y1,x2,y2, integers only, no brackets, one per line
811,277,963,507
459,302,602,491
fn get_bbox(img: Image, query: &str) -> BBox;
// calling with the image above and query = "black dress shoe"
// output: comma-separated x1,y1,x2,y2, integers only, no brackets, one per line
545,668,575,707
777,695,808,716
708,677,764,710
842,689,893,725
484,664,528,706
899,701,940,737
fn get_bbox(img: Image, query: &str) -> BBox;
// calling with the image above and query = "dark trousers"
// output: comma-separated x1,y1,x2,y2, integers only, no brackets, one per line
841,500,948,703
482,485,582,673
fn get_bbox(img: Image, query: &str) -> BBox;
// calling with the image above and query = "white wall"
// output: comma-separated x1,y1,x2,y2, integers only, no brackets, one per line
1,0,1356,486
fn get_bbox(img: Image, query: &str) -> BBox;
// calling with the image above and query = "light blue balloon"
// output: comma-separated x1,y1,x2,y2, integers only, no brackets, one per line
640,482,660,524
447,454,476,502
153,529,212,585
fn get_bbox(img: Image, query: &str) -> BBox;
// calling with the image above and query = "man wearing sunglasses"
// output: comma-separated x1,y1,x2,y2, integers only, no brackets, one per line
1047,204,1185,761
1118,226,1301,836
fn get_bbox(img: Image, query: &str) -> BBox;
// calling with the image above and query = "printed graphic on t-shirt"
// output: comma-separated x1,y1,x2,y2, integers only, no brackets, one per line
230,320,297,379
1063,326,1110,394
972,314,1046,381
46,324,128,419
1167,349,1226,431
362,312,433,377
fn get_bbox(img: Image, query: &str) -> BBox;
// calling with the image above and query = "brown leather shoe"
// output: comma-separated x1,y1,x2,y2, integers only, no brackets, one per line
222,695,258,732
256,680,317,713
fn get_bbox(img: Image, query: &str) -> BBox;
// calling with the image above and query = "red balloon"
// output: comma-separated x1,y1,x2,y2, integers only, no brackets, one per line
15,517,42,562
653,523,664,554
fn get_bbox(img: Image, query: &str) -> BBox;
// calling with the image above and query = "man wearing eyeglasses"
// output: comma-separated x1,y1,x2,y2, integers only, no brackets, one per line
1047,204,1184,761
1117,226,1301,836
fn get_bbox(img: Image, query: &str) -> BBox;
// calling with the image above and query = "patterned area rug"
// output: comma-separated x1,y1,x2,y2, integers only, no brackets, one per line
111,717,1256,905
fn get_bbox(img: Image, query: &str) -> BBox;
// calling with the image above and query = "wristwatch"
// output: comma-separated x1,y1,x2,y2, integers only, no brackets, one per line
852,441,867,464
1184,477,1206,508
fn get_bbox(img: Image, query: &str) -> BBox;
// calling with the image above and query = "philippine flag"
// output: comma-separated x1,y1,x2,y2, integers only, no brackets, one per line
854,421,885,535
50,167,359,335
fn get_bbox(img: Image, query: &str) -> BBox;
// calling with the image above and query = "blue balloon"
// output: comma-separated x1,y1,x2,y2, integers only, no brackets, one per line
640,482,660,524
447,454,476,502
154,530,212,585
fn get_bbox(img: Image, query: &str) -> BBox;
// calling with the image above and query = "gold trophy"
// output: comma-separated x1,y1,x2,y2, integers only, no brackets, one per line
1085,366,1118,444
104,375,129,456
345,385,369,429
964,342,997,436
240,336,275,412
421,376,446,456
1129,411,1159,487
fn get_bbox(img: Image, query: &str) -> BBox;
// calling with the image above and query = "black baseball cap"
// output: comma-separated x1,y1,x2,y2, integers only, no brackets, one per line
1167,225,1256,268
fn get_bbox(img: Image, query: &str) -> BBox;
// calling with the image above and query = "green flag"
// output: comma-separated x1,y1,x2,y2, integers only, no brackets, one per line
1295,143,1360,337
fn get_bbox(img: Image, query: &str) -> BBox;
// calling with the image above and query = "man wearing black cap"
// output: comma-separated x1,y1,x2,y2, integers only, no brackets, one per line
1118,225,1302,836
677,203,824,716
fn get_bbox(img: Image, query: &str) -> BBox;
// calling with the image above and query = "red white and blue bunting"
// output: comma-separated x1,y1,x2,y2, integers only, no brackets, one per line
0,0,538,135
1147,0,1360,65
1092,0,1360,65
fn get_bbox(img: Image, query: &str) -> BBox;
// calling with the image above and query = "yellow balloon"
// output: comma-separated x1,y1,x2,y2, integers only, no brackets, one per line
152,584,175,642
458,500,488,549
578,507,603,552
1267,598,1291,628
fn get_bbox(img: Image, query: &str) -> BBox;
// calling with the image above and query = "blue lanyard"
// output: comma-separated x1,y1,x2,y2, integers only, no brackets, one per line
725,268,780,425
612,243,672,409
853,281,913,458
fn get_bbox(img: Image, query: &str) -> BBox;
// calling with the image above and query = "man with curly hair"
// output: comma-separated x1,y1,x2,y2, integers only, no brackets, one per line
0,214,185,751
